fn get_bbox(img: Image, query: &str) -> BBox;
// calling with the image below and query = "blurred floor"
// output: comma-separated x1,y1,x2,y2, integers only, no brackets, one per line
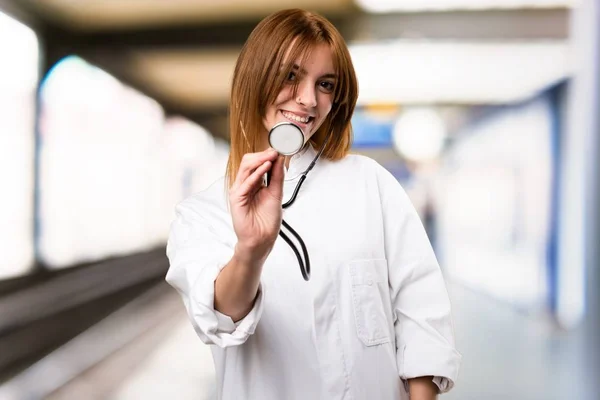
45,291,215,400
444,282,590,400
108,320,216,400
50,282,592,400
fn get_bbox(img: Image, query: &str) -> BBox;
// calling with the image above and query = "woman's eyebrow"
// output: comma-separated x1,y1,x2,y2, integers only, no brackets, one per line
287,64,337,79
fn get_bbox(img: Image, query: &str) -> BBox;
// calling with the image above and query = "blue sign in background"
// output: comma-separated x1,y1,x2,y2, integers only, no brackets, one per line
351,111,394,148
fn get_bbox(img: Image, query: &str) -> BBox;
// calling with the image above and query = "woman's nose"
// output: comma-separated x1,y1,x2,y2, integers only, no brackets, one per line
295,82,317,108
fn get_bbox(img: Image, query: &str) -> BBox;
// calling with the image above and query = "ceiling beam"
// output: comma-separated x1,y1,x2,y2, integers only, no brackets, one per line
18,0,356,31
352,8,569,41
40,14,357,55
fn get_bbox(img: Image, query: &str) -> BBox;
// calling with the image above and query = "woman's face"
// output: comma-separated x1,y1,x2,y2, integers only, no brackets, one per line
262,43,336,149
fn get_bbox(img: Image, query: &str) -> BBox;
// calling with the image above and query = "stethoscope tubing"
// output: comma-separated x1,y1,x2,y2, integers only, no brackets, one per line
276,129,333,281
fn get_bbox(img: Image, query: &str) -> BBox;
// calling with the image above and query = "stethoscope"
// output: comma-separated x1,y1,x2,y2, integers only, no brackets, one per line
266,122,332,281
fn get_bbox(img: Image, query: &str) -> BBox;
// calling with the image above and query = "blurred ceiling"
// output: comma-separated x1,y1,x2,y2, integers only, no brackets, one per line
128,49,237,109
127,40,570,110
0,0,572,138
22,0,354,30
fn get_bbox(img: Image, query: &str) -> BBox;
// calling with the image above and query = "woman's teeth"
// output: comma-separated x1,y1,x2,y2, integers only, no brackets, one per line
282,111,310,124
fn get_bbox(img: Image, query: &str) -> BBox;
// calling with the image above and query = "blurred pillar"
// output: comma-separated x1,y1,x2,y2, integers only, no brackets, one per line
585,0,600,381
557,0,599,329
560,0,600,386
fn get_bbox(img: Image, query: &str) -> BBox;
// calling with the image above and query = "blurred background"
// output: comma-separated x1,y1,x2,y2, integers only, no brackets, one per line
0,0,597,399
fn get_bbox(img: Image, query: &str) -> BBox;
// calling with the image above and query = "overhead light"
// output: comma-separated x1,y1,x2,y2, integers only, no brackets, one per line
349,40,570,105
355,0,575,13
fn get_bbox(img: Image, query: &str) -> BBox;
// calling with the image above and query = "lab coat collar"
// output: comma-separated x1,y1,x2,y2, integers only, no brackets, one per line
284,143,318,181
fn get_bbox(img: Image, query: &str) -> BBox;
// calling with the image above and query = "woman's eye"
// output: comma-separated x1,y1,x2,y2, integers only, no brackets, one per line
286,71,297,81
319,81,335,93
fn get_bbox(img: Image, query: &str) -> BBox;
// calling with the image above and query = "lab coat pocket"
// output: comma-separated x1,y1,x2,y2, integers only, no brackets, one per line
348,259,390,346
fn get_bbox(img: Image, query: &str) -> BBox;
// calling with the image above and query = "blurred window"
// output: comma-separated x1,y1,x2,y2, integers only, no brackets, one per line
38,56,165,268
0,10,38,279
435,94,554,309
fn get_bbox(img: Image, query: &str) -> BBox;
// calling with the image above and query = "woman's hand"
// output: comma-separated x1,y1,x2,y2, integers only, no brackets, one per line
228,148,285,265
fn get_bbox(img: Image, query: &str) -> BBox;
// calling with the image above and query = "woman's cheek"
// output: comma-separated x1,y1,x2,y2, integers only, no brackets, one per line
276,87,292,103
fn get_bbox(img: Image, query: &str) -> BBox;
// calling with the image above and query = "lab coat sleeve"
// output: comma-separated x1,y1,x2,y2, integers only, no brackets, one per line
165,198,265,348
377,168,462,393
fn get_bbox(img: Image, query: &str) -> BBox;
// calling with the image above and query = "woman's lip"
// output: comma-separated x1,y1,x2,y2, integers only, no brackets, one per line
280,110,313,127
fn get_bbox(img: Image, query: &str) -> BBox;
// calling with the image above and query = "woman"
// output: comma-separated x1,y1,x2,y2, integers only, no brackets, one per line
166,8,461,400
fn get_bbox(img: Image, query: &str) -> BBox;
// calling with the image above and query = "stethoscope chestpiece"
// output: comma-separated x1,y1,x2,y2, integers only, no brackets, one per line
268,122,305,156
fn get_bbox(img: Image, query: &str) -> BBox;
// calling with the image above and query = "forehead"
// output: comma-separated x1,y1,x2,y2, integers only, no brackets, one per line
283,42,335,75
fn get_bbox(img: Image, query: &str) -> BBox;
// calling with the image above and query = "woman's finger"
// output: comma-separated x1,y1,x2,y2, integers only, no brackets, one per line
266,155,285,197
234,149,278,188
237,160,274,198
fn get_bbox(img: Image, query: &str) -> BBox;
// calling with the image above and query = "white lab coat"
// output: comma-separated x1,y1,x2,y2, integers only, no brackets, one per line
166,144,461,400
